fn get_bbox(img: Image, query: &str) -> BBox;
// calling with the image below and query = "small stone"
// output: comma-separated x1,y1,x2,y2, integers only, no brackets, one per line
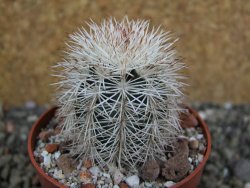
189,138,199,150
112,169,124,185
32,175,40,186
163,181,176,187
89,166,100,176
244,182,250,188
119,182,129,188
103,172,111,178
125,175,140,187
79,171,92,183
54,151,61,160
53,169,65,179
234,159,250,181
82,183,96,188
198,111,206,120
56,154,75,175
113,185,119,188
144,182,152,187
162,153,190,181
197,153,204,162
139,160,160,181
84,159,93,169
198,144,206,154
54,126,62,135
196,134,204,140
39,130,54,141
1,165,10,180
180,110,198,128
188,157,192,163
5,121,15,133
98,180,105,185
25,100,36,109
41,151,51,168
27,115,38,122
45,143,59,153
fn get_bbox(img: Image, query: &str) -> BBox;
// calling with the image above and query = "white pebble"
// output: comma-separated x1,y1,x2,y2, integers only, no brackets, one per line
244,182,250,188
27,115,38,122
189,136,196,141
113,185,119,188
112,169,124,185
164,181,176,187
89,166,101,176
188,157,193,163
196,134,204,140
198,111,206,120
41,150,48,156
103,173,111,178
197,153,204,162
53,169,65,179
54,151,61,160
125,175,140,187
41,150,51,168
98,180,105,185
145,182,152,187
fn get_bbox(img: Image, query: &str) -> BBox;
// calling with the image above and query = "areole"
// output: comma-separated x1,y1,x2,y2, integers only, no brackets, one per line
28,106,211,188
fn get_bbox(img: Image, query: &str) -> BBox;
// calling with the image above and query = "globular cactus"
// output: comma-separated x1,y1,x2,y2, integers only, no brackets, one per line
54,17,185,172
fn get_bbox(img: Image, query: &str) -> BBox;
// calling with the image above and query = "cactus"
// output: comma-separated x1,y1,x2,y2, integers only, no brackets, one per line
54,17,186,172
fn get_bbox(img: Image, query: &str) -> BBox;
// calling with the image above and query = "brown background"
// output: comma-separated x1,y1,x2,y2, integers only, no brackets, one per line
0,0,249,106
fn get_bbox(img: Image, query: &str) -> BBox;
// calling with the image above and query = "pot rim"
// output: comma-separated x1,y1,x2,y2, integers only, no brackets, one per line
28,106,211,188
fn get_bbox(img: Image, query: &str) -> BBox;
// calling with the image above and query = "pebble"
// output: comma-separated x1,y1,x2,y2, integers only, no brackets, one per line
112,168,124,185
89,166,100,176
79,171,92,183
54,151,61,159
197,153,204,162
5,121,15,133
82,183,95,188
53,169,65,179
125,175,140,187
84,159,93,169
234,159,250,181
244,182,250,188
45,143,59,153
144,182,153,187
39,130,54,141
27,115,38,122
189,138,199,150
25,100,36,109
119,182,129,188
41,150,52,168
180,111,198,128
139,160,160,181
198,111,207,120
113,185,119,188
56,154,75,175
163,181,176,187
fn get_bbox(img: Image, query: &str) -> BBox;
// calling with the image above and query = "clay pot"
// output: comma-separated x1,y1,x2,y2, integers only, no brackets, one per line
28,107,211,188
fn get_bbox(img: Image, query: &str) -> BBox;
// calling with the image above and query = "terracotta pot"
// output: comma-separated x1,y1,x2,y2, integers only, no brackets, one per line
28,107,211,188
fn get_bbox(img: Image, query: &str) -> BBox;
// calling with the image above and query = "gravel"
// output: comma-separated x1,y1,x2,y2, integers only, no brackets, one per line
0,102,250,188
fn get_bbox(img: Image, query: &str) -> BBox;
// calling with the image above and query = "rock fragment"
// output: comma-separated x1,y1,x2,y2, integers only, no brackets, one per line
139,160,160,181
56,154,75,175
125,175,140,187
45,143,59,153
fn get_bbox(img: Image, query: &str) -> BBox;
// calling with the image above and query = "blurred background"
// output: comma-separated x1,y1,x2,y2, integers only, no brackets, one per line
0,0,250,107
0,1,250,188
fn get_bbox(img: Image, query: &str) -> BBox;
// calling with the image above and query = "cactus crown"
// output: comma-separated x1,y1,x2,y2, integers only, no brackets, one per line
54,17,185,172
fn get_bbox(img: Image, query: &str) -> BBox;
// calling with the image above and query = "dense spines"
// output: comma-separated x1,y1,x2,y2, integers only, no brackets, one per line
54,17,185,172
